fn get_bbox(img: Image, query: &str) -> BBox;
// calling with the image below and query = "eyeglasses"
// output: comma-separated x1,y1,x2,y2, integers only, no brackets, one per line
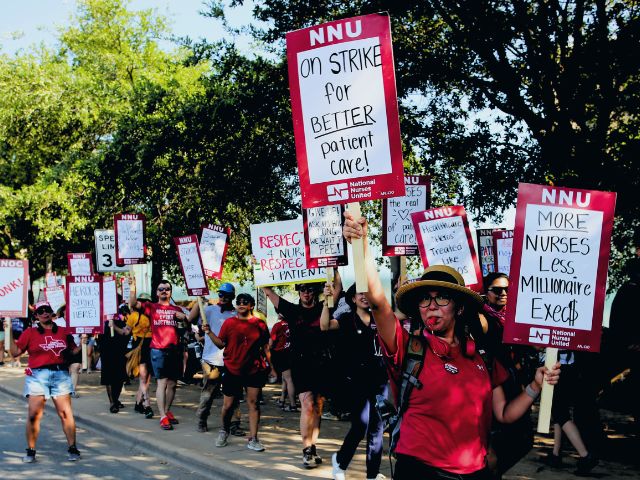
298,286,316,293
35,308,53,315
157,287,171,292
236,299,251,306
418,295,451,309
488,286,508,295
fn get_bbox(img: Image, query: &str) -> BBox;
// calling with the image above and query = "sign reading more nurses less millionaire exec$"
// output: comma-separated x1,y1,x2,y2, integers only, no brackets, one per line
286,13,405,208
303,205,348,268
174,235,210,297
0,259,29,317
503,184,616,352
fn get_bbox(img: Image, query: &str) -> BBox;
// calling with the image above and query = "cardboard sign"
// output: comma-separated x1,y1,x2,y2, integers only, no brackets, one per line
174,235,210,296
102,275,118,320
67,253,94,276
120,276,131,302
0,259,29,317
383,175,431,256
199,224,231,279
503,184,616,352
256,288,268,318
65,275,103,334
476,229,496,277
303,205,348,268
251,219,326,287
95,229,130,272
114,214,146,266
45,272,58,288
493,229,514,276
411,206,482,292
44,286,66,314
286,13,405,208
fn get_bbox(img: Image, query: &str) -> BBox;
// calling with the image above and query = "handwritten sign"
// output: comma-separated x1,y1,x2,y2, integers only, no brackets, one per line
174,234,210,296
65,275,103,334
251,219,326,287
95,229,130,272
199,224,230,279
476,229,496,277
114,214,146,266
412,206,482,292
0,259,29,317
382,175,431,256
493,230,514,276
303,205,348,268
503,184,616,352
102,275,118,320
120,276,130,302
286,13,405,207
45,272,58,288
44,286,66,314
67,253,94,276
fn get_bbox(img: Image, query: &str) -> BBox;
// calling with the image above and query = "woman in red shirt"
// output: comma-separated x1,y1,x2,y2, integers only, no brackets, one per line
343,213,561,479
9,301,84,464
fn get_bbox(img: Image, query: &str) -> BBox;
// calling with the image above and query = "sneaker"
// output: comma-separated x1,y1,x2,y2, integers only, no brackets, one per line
160,416,173,430
215,430,229,447
67,445,81,461
321,412,340,421
134,402,145,414
165,410,179,425
197,420,208,433
144,406,154,419
332,453,346,480
310,444,322,465
116,401,125,409
230,422,245,437
544,452,563,468
71,392,80,399
576,453,598,475
22,448,36,463
302,447,316,468
247,437,265,452
367,475,387,480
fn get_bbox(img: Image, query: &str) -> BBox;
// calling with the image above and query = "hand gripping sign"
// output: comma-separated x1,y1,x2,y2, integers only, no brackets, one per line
411,206,483,292
199,224,231,280
65,275,103,334
67,253,94,276
114,214,147,266
492,229,514,276
286,12,405,208
303,205,348,268
174,234,210,297
0,259,29,317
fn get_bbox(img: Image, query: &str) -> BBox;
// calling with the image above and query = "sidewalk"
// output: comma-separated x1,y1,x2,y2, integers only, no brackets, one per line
1,363,638,479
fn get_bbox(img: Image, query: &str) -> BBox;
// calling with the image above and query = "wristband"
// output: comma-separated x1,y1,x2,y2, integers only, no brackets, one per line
525,384,540,400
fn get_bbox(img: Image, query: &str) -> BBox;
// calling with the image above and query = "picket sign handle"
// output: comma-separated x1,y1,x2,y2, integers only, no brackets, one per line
4,317,11,354
197,296,208,326
81,342,88,370
326,268,335,308
347,202,368,293
110,322,115,337
399,256,407,286
536,347,558,433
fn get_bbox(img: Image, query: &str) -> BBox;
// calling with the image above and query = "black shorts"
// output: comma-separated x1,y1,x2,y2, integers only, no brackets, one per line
150,347,181,380
132,337,152,365
290,353,333,396
221,370,267,398
271,350,292,374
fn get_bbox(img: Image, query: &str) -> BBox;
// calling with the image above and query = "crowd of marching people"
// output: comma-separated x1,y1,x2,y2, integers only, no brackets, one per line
3,221,639,478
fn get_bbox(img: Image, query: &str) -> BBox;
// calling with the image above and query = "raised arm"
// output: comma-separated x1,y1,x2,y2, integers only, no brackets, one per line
128,276,140,310
320,285,340,331
202,323,225,349
261,287,281,310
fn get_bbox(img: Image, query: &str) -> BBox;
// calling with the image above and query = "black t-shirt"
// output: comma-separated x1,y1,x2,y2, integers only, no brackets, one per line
277,298,328,356
337,312,387,387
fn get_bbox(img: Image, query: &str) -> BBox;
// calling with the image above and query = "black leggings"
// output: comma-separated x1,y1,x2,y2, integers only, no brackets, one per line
394,454,490,480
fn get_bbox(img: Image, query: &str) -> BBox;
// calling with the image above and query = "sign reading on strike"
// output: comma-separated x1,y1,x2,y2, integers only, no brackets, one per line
503,184,616,352
493,229,514,276
383,175,431,256
65,275,103,334
251,219,325,287
114,214,146,266
44,286,66,314
412,206,482,292
0,259,29,317
102,275,118,320
67,253,94,276
199,224,231,279
174,235,210,296
476,229,496,277
286,13,405,208
95,229,130,272
303,205,348,268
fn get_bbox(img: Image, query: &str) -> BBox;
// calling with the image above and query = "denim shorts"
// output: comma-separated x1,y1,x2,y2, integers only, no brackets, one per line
150,347,180,380
24,368,74,399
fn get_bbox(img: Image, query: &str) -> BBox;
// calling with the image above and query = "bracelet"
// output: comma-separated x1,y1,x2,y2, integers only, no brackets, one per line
525,384,540,400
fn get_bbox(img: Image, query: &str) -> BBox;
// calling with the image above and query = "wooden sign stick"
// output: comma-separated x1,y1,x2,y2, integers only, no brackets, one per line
82,340,88,371
4,317,11,356
110,321,115,337
399,256,407,286
536,347,558,433
347,202,368,293
326,268,335,308
197,296,209,326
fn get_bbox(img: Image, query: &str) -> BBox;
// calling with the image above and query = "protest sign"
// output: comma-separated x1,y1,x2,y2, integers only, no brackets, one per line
256,288,268,319
199,224,230,279
67,253,94,276
503,183,616,353
476,229,496,277
95,229,130,272
45,272,58,288
0,259,29,317
383,175,431,256
303,205,348,268
65,275,103,334
174,235,210,296
44,286,66,314
251,219,325,287
120,276,130,302
102,275,118,320
411,206,482,292
114,214,146,266
493,229,514,276
286,13,405,208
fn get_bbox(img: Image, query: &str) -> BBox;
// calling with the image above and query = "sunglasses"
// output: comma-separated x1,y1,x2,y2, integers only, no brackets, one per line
298,286,316,293
218,292,233,298
488,286,508,295
36,308,53,315
418,295,451,308
157,287,171,292
236,299,252,306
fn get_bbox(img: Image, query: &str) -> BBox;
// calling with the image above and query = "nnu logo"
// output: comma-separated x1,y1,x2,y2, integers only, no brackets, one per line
529,327,550,344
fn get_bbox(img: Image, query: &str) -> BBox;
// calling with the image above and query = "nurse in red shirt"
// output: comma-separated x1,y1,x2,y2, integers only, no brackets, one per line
343,212,561,479
9,301,84,464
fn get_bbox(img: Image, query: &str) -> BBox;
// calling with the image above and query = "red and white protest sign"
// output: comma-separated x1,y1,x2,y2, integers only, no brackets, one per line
286,13,405,208
67,253,94,276
44,285,66,314
303,205,348,268
383,175,431,256
120,276,131,302
411,206,483,292
503,184,616,352
199,224,231,280
65,275,103,334
174,235,210,297
102,275,118,320
492,229,514,276
114,213,147,266
251,219,326,287
0,259,29,317
476,229,496,277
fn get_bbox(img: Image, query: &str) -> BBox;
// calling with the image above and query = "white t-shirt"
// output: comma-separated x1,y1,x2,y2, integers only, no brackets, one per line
201,305,236,366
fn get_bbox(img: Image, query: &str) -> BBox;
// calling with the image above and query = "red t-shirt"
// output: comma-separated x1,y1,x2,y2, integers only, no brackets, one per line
141,302,184,349
382,318,508,475
16,326,76,369
218,316,269,376
270,320,290,352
